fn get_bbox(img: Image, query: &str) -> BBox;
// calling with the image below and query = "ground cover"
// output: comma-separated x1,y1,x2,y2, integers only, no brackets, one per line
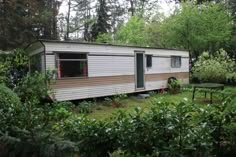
78,86,236,120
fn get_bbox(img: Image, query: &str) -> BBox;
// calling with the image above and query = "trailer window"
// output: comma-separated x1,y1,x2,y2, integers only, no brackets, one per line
30,53,42,73
171,56,181,68
57,53,88,78
146,55,152,68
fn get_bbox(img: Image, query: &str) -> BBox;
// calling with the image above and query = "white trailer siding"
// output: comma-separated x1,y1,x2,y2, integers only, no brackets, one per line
54,83,135,101
88,55,135,77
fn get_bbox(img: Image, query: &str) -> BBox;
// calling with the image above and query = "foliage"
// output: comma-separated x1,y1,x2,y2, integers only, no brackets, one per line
77,101,95,114
91,0,111,41
168,79,181,94
64,116,116,157
0,0,61,50
112,94,128,107
159,2,232,57
115,16,148,46
0,97,77,157
192,49,235,83
0,49,29,89
104,97,113,106
0,84,21,130
15,71,54,103
96,33,113,43
62,98,236,157
0,68,76,157
49,102,74,122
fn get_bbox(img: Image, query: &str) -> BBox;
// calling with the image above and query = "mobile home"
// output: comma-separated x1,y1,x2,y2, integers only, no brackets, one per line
26,40,189,101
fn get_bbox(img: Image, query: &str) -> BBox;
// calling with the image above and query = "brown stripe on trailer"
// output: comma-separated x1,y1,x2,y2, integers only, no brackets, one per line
51,72,189,89
51,75,135,89
145,72,189,81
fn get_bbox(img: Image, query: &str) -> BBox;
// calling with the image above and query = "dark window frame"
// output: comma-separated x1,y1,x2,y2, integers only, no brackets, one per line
171,56,182,68
146,54,152,68
56,53,88,78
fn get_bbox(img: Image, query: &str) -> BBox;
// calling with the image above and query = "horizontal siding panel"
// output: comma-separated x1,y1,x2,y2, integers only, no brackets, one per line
88,56,134,77
145,57,171,74
54,83,135,101
51,75,135,89
145,80,168,91
46,55,55,70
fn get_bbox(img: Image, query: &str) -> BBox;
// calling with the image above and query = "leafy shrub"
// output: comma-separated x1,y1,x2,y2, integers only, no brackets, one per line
226,72,236,85
104,97,113,106
112,102,214,156
77,101,94,114
64,116,116,157
15,71,53,103
0,49,29,89
148,91,157,96
192,49,235,83
168,79,181,94
112,94,128,107
0,84,21,129
61,98,235,157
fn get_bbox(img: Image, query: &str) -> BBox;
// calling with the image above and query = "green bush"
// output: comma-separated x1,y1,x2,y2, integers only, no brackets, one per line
167,79,181,94
0,84,21,129
112,94,128,107
56,98,236,157
64,116,116,157
192,49,235,83
104,97,113,106
112,102,214,156
0,49,29,89
77,101,94,114
15,71,53,103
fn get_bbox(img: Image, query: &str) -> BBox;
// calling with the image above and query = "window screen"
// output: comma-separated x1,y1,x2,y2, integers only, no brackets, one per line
171,56,181,68
57,53,88,78
146,55,152,68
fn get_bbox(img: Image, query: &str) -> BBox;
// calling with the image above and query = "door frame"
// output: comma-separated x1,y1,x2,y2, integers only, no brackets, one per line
134,51,145,90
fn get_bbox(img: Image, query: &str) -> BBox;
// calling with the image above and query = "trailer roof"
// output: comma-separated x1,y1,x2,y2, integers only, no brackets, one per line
39,39,188,52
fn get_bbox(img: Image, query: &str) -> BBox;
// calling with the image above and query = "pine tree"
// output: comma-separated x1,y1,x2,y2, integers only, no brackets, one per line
0,0,61,50
91,0,111,41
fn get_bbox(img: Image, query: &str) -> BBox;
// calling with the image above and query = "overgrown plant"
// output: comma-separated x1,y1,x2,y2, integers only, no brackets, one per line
192,49,235,83
168,79,181,94
77,101,95,114
112,94,128,107
0,49,29,89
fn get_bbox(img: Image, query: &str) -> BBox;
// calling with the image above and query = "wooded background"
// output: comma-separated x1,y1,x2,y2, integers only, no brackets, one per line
0,0,235,59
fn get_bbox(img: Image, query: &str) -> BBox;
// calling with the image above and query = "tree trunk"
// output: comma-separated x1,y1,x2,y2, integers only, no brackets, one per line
65,0,71,40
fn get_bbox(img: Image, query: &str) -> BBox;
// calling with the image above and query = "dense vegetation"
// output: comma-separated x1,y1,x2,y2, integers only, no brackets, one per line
192,49,236,83
0,79,236,156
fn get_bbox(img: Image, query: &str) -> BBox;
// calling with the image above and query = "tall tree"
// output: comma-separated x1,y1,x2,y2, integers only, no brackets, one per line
73,0,95,41
115,16,147,46
158,2,232,58
42,0,61,40
226,0,236,60
125,0,159,18
108,0,126,34
65,0,72,40
0,0,61,50
91,0,111,41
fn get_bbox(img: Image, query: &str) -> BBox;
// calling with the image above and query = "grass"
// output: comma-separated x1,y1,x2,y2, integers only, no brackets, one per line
78,86,236,120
